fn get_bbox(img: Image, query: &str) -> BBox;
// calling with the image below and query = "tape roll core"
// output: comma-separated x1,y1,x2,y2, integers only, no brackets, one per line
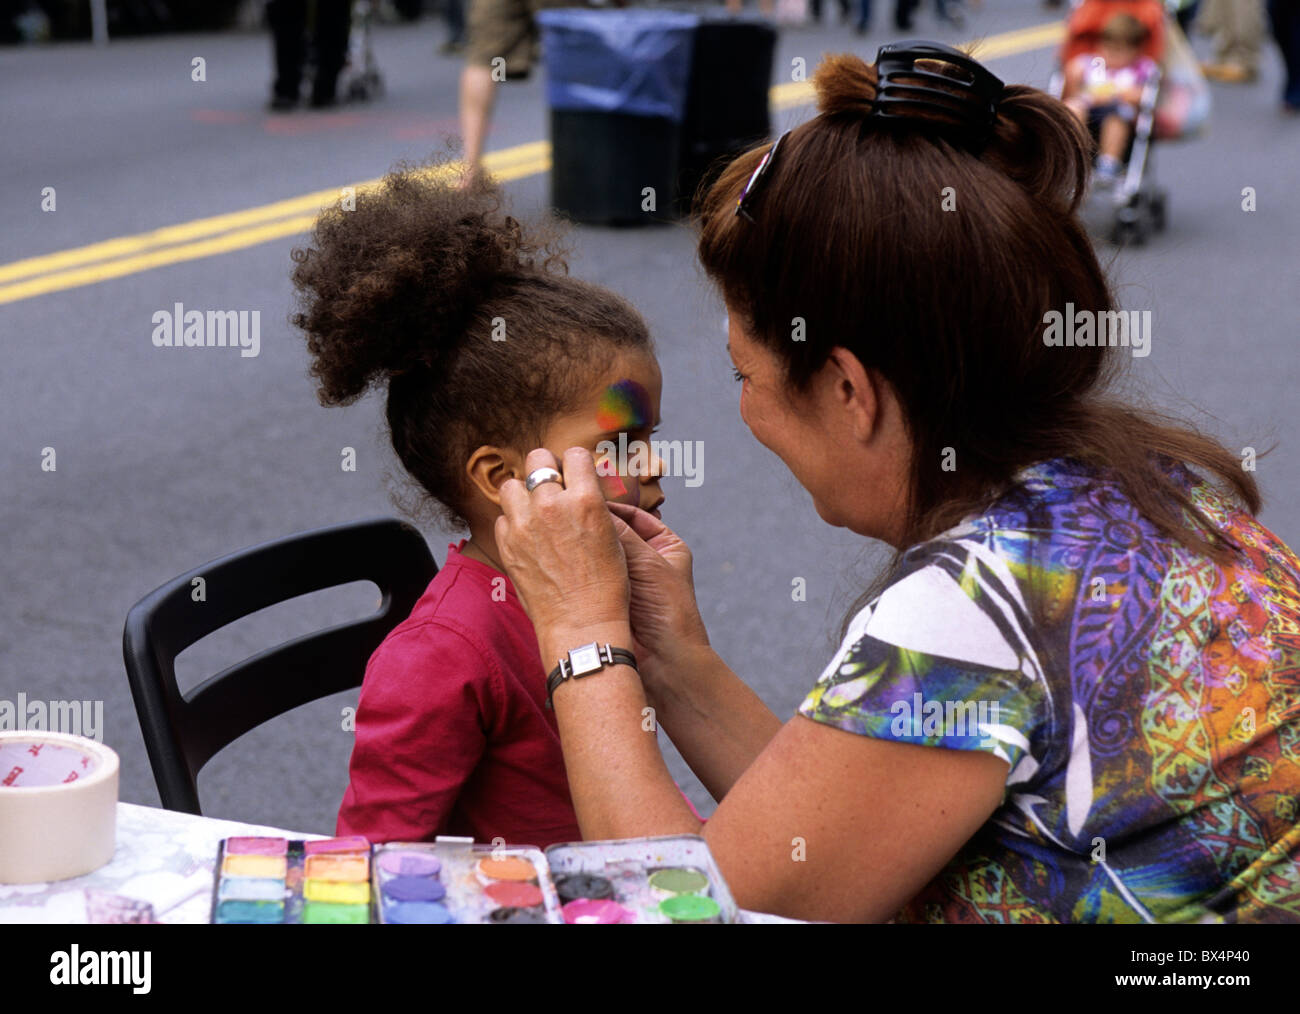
0,731,119,884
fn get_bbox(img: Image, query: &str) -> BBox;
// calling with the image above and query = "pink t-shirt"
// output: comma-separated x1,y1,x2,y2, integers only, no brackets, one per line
336,541,583,847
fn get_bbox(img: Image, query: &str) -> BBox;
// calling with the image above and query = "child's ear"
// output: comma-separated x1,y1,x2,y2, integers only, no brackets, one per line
465,445,524,507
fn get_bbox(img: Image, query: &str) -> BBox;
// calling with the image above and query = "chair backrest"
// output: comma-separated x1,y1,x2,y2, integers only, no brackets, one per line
1061,0,1167,66
122,517,437,814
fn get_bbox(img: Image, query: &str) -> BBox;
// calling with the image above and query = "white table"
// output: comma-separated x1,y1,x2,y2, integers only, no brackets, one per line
0,802,800,923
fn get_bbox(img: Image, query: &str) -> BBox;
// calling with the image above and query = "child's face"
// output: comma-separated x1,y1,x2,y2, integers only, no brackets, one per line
538,350,666,517
1100,39,1139,68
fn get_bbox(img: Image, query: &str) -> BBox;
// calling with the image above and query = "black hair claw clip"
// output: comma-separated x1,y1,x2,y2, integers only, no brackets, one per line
871,40,1005,152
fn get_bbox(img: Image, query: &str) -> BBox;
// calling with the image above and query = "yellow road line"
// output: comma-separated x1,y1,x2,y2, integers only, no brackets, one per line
0,143,549,287
0,22,1062,306
0,157,550,305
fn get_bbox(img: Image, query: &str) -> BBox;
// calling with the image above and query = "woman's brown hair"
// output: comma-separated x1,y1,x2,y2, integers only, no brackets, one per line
290,157,653,529
695,51,1259,616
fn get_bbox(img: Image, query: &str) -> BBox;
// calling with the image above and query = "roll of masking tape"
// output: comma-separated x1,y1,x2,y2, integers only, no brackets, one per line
0,731,119,884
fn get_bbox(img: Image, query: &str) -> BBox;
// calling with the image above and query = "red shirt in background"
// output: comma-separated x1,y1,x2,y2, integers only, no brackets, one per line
337,541,582,847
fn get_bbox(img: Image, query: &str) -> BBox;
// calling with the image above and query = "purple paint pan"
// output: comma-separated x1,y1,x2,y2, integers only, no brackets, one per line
377,850,442,877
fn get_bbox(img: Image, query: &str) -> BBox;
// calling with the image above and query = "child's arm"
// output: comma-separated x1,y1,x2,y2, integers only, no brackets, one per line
337,623,491,842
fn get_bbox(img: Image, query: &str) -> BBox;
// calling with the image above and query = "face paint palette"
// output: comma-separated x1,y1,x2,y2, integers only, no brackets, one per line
372,842,564,924
210,836,372,924
544,835,737,924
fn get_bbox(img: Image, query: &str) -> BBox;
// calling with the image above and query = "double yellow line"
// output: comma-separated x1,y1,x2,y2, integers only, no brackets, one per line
0,20,1062,307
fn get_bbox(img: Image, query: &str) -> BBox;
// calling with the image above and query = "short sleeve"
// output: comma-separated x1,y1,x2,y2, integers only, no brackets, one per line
798,539,1049,781
336,621,495,842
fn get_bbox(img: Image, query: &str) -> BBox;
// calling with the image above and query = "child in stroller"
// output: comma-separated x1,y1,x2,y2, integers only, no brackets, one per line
1062,13,1160,187
1053,0,1176,244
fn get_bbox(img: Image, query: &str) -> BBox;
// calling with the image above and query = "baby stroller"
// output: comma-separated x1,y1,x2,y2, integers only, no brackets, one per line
338,0,385,102
1052,0,1210,245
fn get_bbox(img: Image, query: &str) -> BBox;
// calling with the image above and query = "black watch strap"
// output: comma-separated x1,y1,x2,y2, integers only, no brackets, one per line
546,644,638,708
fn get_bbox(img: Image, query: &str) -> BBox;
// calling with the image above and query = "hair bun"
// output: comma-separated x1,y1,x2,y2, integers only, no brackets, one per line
813,51,880,119
291,157,568,405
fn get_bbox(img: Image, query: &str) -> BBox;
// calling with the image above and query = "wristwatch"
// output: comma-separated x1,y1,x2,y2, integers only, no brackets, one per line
546,642,638,709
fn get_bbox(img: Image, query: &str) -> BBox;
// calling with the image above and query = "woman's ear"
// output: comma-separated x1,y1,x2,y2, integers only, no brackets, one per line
465,445,523,508
826,346,880,444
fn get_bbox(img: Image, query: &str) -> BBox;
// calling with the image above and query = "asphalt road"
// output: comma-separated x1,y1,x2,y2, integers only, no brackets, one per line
2,1,1298,834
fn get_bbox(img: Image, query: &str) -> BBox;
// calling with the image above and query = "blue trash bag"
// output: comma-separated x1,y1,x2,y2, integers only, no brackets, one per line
537,9,700,122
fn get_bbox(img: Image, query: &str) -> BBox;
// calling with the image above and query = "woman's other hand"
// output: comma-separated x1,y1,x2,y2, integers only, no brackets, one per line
606,501,711,678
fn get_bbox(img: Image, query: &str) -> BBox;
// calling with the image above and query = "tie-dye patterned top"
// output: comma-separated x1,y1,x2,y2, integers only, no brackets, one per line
799,456,1300,923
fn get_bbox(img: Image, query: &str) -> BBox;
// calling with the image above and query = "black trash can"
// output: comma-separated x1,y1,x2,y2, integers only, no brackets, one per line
675,14,777,215
539,9,699,225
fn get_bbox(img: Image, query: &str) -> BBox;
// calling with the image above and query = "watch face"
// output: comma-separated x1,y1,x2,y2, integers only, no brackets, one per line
569,643,602,677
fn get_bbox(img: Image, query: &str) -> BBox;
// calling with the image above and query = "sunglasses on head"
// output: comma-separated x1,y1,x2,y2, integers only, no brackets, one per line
734,130,789,223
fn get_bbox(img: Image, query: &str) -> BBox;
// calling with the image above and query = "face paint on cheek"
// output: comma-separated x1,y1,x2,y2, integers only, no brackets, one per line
594,454,631,503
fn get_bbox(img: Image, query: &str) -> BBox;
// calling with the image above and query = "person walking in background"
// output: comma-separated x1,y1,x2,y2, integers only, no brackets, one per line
809,0,853,26
726,0,777,16
457,0,576,184
1268,0,1300,111
1170,0,1202,34
1198,0,1266,82
442,0,467,54
854,0,873,33
266,0,352,110
934,0,965,28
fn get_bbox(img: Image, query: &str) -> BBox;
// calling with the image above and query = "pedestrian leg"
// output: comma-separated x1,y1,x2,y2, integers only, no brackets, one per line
310,0,352,106
267,0,307,108
1268,0,1300,109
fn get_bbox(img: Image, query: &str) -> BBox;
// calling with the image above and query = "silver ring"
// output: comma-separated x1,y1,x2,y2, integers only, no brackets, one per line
525,467,563,492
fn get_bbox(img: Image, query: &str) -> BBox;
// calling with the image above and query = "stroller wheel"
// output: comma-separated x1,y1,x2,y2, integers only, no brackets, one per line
1112,218,1148,247
1150,192,1168,232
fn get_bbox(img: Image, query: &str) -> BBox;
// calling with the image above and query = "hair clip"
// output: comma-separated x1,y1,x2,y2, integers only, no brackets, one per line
871,40,1005,151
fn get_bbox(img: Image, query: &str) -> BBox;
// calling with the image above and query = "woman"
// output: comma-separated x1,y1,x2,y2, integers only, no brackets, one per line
494,43,1300,923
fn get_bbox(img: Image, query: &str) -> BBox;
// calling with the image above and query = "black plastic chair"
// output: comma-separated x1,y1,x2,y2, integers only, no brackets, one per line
122,517,437,815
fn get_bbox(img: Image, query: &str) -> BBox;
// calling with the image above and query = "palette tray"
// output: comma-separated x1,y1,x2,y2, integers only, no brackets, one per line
544,834,738,924
211,836,372,924
372,842,564,924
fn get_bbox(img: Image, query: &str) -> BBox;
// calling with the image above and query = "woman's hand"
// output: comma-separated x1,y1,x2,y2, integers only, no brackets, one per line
495,448,631,646
605,501,711,675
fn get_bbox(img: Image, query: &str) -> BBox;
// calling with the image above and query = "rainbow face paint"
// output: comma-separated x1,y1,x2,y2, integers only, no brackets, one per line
594,379,652,432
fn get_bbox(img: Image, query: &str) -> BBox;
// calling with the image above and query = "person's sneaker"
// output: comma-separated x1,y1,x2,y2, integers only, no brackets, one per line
1201,62,1255,83
268,94,297,112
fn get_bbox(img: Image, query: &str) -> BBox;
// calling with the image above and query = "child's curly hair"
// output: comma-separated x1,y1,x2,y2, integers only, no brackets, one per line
290,155,653,529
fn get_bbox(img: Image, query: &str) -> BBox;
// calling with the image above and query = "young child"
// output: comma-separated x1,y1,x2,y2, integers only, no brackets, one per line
1062,13,1159,186
290,161,671,847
